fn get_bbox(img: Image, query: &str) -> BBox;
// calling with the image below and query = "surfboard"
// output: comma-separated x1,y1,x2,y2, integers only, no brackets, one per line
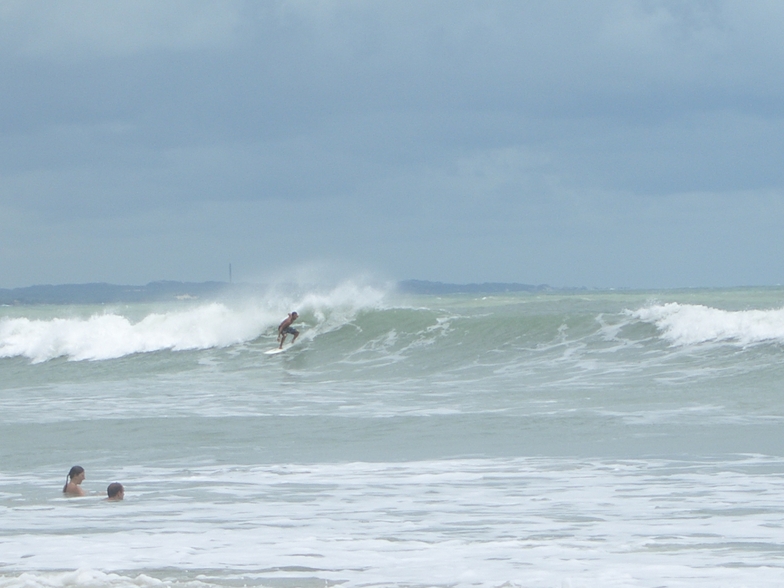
265,342,299,355
264,347,287,355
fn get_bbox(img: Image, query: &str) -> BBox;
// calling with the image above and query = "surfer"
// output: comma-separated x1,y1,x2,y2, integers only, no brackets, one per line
63,465,86,496
277,311,299,349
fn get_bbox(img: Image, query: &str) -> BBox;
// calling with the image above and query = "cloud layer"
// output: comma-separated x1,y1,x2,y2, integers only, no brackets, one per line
2,1,783,288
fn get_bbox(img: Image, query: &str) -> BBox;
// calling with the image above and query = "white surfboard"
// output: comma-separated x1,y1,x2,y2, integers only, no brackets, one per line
264,347,287,355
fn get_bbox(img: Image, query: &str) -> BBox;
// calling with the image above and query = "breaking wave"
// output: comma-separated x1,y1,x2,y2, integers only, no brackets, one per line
0,282,387,362
632,302,784,346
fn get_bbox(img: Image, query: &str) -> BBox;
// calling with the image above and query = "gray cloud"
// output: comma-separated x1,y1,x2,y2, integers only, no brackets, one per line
1,1,784,288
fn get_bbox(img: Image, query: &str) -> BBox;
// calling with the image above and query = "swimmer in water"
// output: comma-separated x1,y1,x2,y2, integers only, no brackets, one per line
106,482,124,501
63,466,86,496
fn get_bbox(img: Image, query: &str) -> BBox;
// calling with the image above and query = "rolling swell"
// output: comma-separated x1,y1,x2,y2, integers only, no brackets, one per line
3,288,784,372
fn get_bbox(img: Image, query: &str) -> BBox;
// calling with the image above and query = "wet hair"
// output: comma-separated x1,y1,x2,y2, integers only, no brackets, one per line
63,465,84,493
107,482,124,498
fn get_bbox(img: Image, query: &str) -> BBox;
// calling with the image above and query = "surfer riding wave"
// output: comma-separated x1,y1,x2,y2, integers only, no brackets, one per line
277,312,299,349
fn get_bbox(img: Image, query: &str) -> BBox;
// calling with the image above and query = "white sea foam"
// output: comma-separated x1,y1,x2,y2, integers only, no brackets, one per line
631,302,784,346
3,458,784,587
0,570,214,588
0,304,264,362
0,282,388,362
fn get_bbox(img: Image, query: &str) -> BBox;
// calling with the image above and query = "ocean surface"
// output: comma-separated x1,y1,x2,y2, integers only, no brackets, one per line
2,283,784,588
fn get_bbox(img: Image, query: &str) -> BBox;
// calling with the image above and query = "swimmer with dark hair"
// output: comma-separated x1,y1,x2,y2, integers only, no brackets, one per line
107,482,124,501
63,466,86,496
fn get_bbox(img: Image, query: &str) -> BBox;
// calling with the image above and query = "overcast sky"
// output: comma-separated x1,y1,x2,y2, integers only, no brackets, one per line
2,1,784,289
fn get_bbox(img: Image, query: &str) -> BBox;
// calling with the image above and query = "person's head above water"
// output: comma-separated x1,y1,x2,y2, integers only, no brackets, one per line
107,482,124,501
291,311,298,317
63,466,85,495
67,465,84,479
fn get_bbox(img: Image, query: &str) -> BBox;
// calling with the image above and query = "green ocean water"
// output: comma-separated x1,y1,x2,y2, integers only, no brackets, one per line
2,285,784,587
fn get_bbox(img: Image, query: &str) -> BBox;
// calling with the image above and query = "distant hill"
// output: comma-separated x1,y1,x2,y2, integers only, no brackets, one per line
0,281,230,305
397,280,557,295
0,279,578,305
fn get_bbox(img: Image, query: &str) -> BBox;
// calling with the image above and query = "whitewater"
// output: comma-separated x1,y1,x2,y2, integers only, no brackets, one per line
2,284,784,588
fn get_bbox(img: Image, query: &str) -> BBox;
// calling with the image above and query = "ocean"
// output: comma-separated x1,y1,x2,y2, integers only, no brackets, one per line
2,283,784,588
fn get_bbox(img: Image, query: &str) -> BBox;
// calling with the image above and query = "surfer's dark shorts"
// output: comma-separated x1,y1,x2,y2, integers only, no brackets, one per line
282,327,299,335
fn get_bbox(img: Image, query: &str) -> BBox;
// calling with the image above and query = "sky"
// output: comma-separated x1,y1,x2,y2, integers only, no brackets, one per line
2,0,784,289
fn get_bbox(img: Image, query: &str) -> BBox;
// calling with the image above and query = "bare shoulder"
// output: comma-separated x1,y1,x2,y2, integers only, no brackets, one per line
64,483,85,496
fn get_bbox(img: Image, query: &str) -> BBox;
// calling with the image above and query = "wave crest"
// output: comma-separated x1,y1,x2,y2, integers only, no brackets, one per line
0,282,388,362
632,302,784,346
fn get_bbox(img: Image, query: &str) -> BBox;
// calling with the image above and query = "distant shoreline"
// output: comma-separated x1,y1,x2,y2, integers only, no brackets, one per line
0,280,580,305
1,280,774,305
